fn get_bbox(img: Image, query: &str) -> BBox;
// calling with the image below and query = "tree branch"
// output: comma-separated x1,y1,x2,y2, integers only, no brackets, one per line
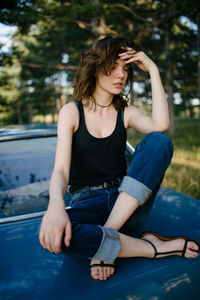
76,18,117,36
111,4,146,22
22,61,77,71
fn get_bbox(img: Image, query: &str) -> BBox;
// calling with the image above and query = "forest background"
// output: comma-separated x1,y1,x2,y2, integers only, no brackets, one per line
0,0,200,198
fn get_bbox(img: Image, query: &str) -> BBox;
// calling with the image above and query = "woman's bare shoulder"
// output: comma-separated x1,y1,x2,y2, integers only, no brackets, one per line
58,102,79,131
59,101,78,114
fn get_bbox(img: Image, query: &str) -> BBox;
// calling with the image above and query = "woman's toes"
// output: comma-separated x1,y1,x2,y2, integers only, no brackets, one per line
90,260,115,280
183,241,199,258
91,268,99,279
104,267,110,278
102,268,107,280
110,266,115,275
105,266,115,278
98,267,104,280
185,249,198,258
190,241,199,252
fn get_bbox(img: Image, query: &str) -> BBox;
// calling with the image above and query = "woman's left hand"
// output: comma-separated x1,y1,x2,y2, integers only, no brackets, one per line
118,47,157,73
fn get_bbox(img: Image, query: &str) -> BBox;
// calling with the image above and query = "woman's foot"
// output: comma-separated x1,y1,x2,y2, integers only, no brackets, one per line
142,232,199,259
90,259,115,280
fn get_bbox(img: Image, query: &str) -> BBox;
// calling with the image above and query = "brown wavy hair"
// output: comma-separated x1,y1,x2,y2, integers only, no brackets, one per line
71,36,139,110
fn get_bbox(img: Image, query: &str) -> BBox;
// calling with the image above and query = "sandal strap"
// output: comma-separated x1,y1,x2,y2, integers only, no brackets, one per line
182,238,188,257
90,261,115,269
155,250,184,256
142,238,157,258
143,237,191,258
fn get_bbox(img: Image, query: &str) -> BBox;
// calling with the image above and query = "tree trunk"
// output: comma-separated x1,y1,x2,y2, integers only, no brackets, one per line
16,105,22,124
50,96,56,123
41,101,46,123
197,12,200,133
164,31,175,136
166,81,175,135
27,102,33,124
189,105,194,118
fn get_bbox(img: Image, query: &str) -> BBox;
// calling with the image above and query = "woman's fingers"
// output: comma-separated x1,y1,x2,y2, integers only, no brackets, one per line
64,221,72,247
119,49,155,72
39,223,63,253
44,229,54,253
41,229,63,253
39,209,72,252
39,227,45,248
119,50,141,64
119,54,140,65
53,228,64,253
119,50,138,59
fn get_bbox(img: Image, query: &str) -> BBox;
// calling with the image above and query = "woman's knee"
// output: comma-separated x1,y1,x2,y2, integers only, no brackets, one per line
145,131,173,158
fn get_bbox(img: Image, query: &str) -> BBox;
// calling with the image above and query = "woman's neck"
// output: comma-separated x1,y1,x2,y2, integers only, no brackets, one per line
92,89,113,107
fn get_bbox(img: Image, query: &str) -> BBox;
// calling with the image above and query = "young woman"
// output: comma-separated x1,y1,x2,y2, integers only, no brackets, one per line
39,36,199,281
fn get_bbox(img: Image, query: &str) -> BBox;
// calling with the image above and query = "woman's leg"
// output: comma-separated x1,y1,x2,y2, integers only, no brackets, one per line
62,187,121,280
105,131,174,231
62,210,119,280
91,132,174,279
63,190,199,282
118,232,199,259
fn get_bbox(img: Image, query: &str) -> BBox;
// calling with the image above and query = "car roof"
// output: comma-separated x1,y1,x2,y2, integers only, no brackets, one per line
0,126,57,141
0,126,135,154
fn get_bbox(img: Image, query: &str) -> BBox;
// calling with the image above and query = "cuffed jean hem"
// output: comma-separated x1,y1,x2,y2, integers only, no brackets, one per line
118,176,152,205
91,226,121,263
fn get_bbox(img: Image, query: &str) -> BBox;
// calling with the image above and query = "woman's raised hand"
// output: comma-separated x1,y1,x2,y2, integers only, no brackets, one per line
39,204,72,254
119,47,157,73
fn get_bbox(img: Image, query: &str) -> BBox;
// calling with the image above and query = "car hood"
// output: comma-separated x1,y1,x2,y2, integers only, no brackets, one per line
0,187,200,300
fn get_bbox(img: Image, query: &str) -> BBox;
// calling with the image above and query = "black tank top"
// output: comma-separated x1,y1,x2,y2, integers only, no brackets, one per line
69,101,127,187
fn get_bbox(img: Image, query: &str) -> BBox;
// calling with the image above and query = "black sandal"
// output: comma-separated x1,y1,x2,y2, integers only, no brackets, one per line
90,261,115,269
142,231,200,258
90,261,115,280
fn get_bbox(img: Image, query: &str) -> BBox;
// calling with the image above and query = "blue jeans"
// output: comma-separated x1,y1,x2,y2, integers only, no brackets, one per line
63,132,173,263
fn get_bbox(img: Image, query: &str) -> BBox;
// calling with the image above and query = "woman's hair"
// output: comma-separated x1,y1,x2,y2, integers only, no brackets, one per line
71,36,139,110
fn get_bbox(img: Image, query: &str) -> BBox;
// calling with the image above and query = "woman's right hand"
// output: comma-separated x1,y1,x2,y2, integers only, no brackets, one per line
39,203,72,254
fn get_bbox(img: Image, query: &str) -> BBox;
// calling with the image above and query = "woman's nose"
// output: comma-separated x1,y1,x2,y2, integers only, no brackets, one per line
116,67,126,78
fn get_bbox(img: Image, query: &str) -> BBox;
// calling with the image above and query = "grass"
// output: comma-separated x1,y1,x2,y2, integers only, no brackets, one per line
127,118,200,200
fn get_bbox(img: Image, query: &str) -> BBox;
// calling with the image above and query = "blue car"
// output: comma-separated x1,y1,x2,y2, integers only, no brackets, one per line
0,128,199,300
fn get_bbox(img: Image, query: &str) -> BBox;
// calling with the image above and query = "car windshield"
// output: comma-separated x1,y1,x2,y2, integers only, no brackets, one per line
0,136,56,218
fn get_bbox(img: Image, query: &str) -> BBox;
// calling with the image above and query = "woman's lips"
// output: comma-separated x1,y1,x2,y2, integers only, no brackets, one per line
114,83,123,88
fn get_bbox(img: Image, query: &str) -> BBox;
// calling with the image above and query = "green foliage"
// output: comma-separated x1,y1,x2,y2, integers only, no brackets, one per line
0,0,199,124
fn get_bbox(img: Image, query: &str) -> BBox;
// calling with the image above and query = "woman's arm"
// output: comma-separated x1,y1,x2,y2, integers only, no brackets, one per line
120,49,169,133
39,102,77,253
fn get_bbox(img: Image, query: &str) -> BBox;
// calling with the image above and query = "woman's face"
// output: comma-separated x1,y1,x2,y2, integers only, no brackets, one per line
95,59,129,96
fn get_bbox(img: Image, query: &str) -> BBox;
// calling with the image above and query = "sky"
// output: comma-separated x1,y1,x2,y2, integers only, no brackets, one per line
0,23,17,53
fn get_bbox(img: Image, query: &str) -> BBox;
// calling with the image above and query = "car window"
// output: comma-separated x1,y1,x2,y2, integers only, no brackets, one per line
0,137,56,218
0,137,56,191
0,136,133,219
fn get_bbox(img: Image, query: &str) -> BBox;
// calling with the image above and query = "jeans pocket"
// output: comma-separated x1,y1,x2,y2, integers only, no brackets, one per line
70,192,83,207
